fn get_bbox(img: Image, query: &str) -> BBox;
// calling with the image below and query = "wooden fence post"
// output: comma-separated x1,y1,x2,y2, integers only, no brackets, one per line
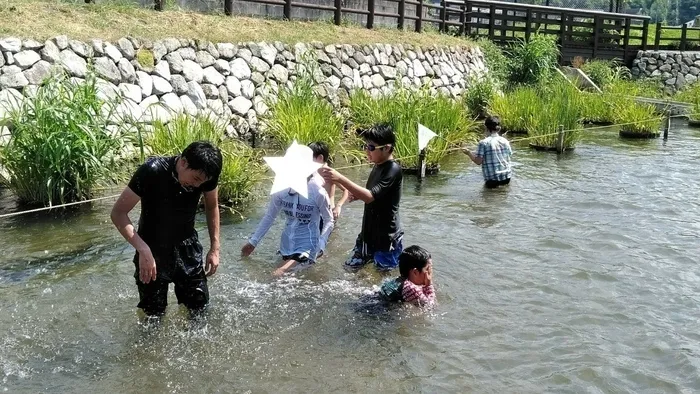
154,0,163,11
593,15,601,59
367,0,375,28
641,19,649,50
556,125,565,154
440,0,447,33
654,22,661,50
525,9,532,41
284,0,292,20
663,116,670,140
224,0,233,16
335,0,342,25
419,148,427,179
623,17,631,62
416,0,424,33
398,0,406,30
680,24,687,51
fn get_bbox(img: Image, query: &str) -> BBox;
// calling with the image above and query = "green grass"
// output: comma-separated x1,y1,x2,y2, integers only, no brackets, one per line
260,59,347,158
463,76,499,118
617,102,663,134
528,82,583,149
147,114,265,207
487,86,540,134
0,70,128,206
348,87,478,169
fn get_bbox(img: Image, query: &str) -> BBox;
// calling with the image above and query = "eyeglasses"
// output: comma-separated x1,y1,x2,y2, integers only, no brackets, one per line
363,144,390,152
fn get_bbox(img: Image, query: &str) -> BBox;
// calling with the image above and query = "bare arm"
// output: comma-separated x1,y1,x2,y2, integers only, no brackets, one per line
203,188,220,276
463,148,483,165
336,183,350,207
110,187,157,283
320,168,374,203
110,187,149,254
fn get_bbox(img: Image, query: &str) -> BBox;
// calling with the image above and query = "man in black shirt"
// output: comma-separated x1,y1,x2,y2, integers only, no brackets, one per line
111,141,223,317
320,124,404,271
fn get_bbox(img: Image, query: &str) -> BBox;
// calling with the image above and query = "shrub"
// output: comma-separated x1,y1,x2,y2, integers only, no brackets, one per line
147,114,265,207
463,76,499,118
348,87,477,169
475,38,509,84
507,33,559,86
580,59,631,88
0,71,127,206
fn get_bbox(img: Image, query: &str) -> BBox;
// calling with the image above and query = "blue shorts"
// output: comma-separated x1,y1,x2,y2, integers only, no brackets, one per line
345,236,403,271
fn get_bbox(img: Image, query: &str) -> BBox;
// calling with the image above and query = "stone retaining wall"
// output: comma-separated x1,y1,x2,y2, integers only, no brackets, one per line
631,50,700,93
0,36,487,138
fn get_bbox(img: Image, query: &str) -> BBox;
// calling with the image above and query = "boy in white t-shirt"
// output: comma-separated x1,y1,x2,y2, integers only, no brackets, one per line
241,145,334,276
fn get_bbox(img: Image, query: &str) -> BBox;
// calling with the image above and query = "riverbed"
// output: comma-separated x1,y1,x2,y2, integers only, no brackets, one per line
1,121,700,393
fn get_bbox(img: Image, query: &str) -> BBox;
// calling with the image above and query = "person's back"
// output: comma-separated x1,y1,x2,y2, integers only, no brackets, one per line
464,116,513,188
478,133,512,183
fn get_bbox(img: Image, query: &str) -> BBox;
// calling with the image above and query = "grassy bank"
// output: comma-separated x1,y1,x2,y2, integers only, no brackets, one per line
0,0,473,47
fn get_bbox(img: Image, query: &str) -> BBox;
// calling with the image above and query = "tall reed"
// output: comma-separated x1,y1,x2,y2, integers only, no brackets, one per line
528,82,583,148
147,114,264,207
487,86,540,134
349,87,477,169
260,57,346,156
0,71,127,206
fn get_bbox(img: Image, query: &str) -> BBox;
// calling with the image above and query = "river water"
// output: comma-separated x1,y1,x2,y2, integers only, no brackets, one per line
2,121,700,393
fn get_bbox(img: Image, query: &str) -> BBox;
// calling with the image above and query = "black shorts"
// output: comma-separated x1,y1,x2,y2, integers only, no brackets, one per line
281,253,310,263
485,178,511,189
133,237,209,316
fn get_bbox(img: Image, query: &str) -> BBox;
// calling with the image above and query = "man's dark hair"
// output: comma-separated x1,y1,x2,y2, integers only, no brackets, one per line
399,245,432,279
308,141,330,163
485,116,501,132
181,140,223,181
361,123,396,153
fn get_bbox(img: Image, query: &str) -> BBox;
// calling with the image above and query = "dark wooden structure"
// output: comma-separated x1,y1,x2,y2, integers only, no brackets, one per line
138,0,700,66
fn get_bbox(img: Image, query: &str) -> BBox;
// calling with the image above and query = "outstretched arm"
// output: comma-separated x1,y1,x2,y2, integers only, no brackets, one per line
203,188,220,276
242,196,282,256
319,167,375,203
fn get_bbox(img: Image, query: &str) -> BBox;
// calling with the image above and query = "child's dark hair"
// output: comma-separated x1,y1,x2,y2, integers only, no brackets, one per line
399,245,432,279
361,123,395,152
308,141,330,163
485,116,501,132
181,140,223,181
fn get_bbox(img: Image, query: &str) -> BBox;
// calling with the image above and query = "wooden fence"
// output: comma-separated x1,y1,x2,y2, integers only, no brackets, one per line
143,0,700,65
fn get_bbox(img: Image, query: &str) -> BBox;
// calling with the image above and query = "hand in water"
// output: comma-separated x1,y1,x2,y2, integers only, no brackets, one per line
272,268,286,277
241,242,255,256
206,249,219,276
138,247,157,284
332,205,342,219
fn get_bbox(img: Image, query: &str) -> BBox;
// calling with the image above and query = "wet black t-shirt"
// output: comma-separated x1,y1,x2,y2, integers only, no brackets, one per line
128,156,217,250
360,159,403,251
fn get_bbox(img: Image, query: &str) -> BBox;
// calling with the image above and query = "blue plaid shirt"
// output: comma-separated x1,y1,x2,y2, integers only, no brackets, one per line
476,133,512,181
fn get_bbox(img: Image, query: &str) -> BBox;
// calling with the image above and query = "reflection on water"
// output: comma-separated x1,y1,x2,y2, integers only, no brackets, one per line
2,121,700,392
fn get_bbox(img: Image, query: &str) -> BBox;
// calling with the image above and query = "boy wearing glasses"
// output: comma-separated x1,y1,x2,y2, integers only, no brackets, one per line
319,124,404,271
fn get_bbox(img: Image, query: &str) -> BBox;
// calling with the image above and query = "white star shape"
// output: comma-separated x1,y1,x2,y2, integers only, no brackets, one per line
263,140,322,199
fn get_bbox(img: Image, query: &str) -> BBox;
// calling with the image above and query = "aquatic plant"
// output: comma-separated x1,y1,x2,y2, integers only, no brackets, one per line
527,82,583,149
260,56,346,156
617,102,663,136
474,38,509,84
348,87,477,169
579,59,630,88
506,32,559,86
463,76,499,118
0,70,127,206
147,114,265,207
487,86,540,134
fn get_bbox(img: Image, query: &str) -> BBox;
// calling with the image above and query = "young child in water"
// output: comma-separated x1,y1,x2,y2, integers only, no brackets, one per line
378,245,435,307
241,144,334,277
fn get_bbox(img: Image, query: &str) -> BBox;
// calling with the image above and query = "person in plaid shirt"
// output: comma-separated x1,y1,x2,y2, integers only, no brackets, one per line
463,116,513,189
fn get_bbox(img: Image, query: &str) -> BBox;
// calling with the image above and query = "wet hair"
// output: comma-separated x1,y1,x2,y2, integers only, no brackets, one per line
398,245,432,279
361,123,395,153
181,140,223,181
485,116,501,132
308,141,330,163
